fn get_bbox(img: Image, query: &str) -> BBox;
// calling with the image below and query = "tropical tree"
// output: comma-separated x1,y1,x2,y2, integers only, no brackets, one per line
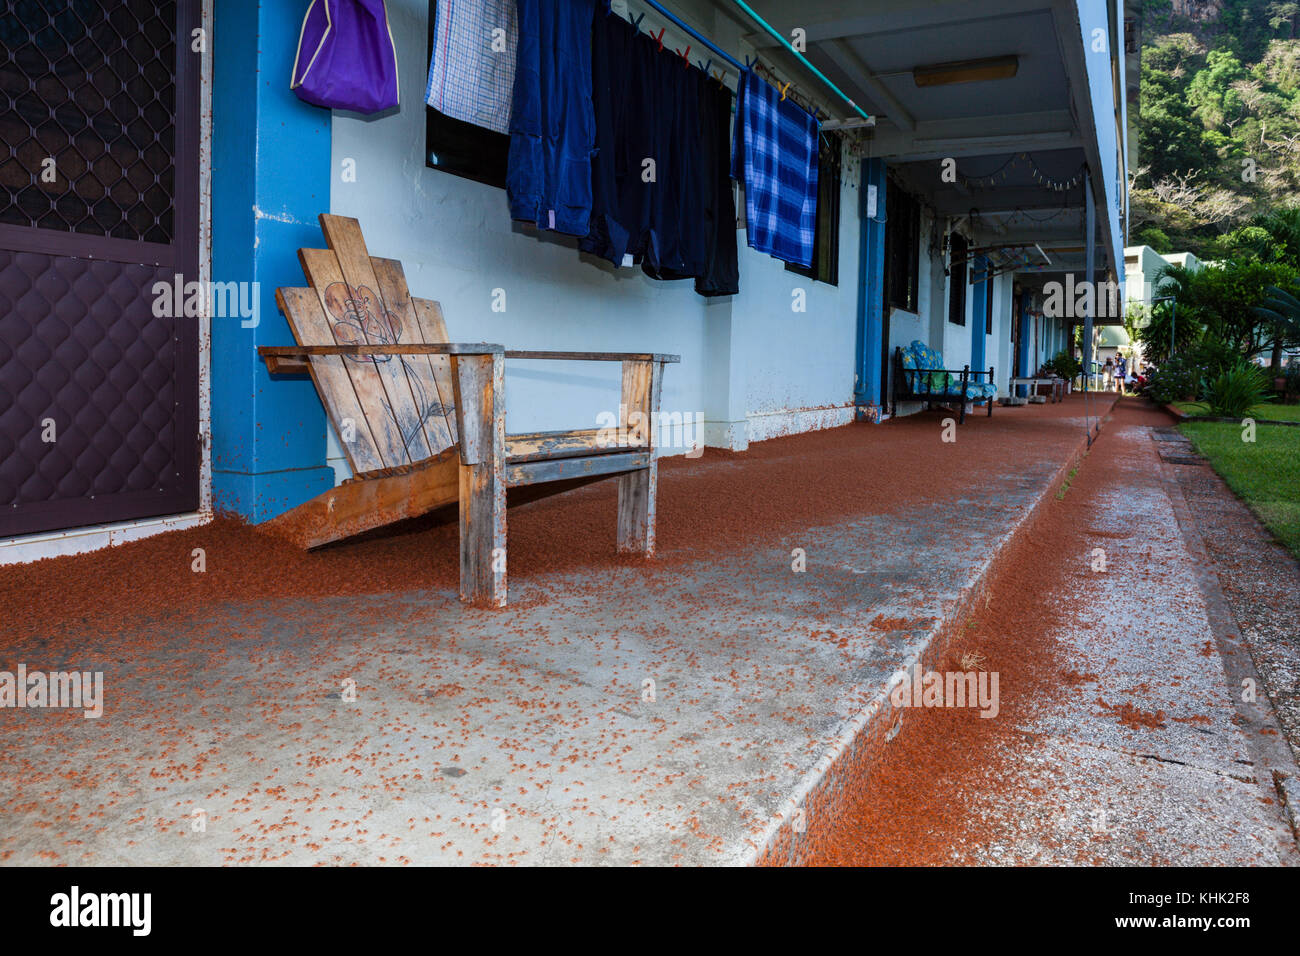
1140,260,1299,363
1253,282,1300,368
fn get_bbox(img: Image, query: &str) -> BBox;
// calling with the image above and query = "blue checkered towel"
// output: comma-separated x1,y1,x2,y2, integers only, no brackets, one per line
426,0,517,135
731,70,819,268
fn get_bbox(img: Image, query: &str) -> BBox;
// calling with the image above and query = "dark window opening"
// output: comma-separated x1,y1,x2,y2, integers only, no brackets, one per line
984,266,994,335
884,179,920,312
786,132,842,285
425,0,509,188
948,233,968,326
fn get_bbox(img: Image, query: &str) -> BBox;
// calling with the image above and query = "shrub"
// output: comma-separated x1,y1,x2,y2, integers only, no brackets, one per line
1144,354,1204,404
1044,349,1081,381
1183,336,1241,380
1202,361,1271,418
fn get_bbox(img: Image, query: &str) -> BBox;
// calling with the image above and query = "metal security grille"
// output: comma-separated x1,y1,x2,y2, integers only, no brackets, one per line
0,0,198,539
0,0,178,242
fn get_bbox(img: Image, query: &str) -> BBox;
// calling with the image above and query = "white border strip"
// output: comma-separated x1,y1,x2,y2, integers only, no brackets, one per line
0,511,212,566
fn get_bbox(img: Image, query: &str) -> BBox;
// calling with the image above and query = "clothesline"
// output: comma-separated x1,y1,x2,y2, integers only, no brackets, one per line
613,0,868,131
619,0,743,75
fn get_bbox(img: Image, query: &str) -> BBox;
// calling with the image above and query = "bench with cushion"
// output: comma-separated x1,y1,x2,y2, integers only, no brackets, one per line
892,340,996,423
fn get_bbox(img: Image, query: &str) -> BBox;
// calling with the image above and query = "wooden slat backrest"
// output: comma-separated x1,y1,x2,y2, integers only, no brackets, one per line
276,286,387,474
369,258,456,453
280,214,459,476
411,297,459,447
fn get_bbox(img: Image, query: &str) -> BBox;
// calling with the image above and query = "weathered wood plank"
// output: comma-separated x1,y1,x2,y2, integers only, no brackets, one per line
506,451,651,488
276,287,386,475
299,246,412,469
259,343,503,356
505,428,618,463
369,256,456,455
258,448,460,549
314,215,436,462
262,353,310,375
505,350,681,363
453,352,506,606
617,360,664,555
411,297,461,448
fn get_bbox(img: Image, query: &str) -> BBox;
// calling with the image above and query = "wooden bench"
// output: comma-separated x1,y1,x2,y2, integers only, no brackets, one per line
891,340,996,424
257,214,679,607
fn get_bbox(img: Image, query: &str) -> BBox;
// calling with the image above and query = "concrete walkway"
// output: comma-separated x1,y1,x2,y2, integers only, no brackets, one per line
953,410,1299,865
1,394,1293,865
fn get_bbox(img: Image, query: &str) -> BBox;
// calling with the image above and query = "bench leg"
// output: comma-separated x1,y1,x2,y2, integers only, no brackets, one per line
618,465,658,555
452,353,507,606
617,359,662,556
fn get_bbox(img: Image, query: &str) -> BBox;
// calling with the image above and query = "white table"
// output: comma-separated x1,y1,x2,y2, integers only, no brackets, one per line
1009,377,1065,403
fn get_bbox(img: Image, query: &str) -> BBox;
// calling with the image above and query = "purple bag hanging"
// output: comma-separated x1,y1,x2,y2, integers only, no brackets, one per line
291,0,400,113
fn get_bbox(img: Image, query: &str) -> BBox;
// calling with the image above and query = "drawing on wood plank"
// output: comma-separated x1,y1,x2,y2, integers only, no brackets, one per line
322,279,451,450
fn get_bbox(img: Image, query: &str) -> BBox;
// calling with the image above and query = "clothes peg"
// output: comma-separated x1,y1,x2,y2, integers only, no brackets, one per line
779,81,791,101
744,55,756,70
653,28,665,51
631,12,645,31
675,45,690,66
713,68,725,85
701,58,712,75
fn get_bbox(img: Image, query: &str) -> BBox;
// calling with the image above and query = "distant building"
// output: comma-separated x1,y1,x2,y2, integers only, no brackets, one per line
1124,245,1204,305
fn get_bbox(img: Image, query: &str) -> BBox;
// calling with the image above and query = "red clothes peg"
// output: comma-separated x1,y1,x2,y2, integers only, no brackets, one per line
653,28,665,51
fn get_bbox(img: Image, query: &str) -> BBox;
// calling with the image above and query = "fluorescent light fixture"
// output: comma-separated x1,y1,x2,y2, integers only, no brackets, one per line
913,55,1019,87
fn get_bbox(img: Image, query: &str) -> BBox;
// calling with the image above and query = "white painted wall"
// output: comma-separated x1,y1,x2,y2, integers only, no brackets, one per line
990,274,1015,394
324,0,863,481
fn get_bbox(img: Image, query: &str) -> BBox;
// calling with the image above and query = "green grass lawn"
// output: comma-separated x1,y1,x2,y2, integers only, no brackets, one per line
1174,401,1300,422
1180,421,1300,559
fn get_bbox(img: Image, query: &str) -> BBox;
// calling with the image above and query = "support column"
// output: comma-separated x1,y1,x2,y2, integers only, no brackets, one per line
701,302,748,451
855,158,887,417
971,255,987,375
1017,291,1033,396
1083,166,1097,392
210,0,334,521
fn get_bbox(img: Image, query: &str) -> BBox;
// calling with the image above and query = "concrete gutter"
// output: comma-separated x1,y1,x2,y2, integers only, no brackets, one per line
753,395,1120,864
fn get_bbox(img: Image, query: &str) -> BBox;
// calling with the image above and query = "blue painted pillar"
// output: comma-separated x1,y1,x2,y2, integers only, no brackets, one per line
970,255,987,375
855,158,887,417
1017,291,1033,396
211,0,335,521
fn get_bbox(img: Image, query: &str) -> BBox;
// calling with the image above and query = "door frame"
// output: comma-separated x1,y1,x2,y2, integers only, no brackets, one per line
0,0,213,560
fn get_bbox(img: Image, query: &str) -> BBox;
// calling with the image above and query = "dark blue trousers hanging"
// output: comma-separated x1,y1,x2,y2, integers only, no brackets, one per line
508,0,596,237
583,6,736,295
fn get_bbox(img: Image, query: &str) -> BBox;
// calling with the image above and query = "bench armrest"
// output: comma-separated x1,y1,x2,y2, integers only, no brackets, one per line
259,343,504,357
504,350,681,363
259,343,505,374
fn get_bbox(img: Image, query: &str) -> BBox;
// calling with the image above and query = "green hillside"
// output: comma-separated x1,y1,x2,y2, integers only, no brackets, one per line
1134,0,1300,258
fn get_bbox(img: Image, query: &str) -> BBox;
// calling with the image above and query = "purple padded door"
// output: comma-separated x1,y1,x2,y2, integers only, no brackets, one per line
0,0,200,538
